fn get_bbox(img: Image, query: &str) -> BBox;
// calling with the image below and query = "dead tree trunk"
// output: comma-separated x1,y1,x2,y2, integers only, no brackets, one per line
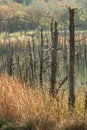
28,41,34,84
7,52,13,76
6,42,13,76
40,28,44,86
68,8,76,108
50,21,58,96
32,35,37,81
51,21,53,41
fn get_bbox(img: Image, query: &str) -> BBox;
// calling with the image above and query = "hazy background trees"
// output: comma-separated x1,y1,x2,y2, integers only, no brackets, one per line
0,0,87,33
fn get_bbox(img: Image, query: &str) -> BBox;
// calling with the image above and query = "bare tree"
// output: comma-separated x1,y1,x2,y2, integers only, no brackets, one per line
50,21,58,96
68,7,76,108
40,28,44,86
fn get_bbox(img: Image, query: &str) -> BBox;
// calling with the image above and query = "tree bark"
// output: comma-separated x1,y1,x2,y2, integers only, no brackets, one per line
50,21,58,97
68,8,76,108
40,28,44,86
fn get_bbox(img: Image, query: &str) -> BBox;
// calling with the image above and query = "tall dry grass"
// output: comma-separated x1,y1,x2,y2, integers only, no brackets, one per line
0,74,87,129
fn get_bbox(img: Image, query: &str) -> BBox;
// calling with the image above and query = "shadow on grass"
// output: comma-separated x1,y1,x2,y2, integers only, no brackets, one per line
64,123,86,130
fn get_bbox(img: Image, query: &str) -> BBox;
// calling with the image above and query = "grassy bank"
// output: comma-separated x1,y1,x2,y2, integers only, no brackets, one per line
0,74,87,130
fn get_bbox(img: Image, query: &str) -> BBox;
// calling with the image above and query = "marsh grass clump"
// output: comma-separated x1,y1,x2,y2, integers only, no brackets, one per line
0,74,87,130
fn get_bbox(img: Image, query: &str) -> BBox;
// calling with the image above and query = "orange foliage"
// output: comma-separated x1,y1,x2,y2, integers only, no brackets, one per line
0,3,21,21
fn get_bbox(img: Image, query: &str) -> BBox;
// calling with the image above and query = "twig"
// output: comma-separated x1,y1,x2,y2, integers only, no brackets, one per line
55,76,68,95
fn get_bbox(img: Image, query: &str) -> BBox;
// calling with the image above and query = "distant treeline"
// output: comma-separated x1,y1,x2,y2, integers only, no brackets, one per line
0,0,87,33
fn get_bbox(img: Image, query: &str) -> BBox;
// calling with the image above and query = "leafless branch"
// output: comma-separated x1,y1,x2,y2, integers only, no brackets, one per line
75,36,87,42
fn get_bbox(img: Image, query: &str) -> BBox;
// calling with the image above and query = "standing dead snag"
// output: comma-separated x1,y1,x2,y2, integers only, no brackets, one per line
6,43,13,76
32,35,37,79
7,52,13,76
40,28,44,86
50,21,58,96
28,40,34,84
68,8,77,108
